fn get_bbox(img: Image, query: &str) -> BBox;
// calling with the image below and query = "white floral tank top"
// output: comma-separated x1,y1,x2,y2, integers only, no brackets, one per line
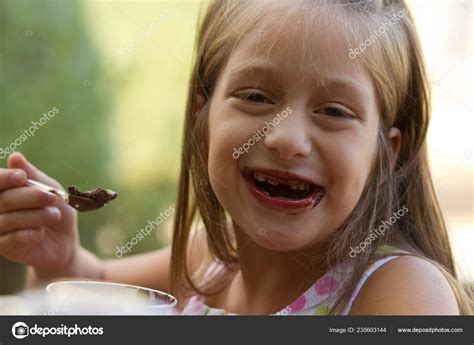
178,246,409,315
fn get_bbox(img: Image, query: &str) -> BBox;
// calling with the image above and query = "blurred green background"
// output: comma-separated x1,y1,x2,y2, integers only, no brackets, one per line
0,0,205,292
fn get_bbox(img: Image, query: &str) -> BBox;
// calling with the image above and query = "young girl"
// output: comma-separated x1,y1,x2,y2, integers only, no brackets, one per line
0,0,471,315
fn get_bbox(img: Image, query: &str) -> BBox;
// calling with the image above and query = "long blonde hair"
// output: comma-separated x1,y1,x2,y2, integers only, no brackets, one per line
170,0,472,314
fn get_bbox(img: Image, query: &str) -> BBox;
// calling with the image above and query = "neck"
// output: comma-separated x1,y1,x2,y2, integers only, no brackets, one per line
223,220,327,314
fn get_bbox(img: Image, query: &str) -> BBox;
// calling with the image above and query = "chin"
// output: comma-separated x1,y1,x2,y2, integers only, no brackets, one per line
250,227,315,252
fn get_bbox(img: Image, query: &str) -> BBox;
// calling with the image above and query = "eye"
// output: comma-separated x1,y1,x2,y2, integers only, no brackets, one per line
316,106,354,119
234,90,274,105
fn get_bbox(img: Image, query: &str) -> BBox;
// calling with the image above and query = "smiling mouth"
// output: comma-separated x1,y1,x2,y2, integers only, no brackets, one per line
243,168,326,210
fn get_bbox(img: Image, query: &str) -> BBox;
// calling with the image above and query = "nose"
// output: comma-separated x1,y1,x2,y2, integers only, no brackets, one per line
263,107,312,160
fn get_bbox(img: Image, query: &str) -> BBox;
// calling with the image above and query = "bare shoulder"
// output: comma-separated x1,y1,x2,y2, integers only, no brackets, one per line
349,255,459,315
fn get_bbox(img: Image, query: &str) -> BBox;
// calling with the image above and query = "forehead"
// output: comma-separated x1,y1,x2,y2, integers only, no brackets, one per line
222,8,374,94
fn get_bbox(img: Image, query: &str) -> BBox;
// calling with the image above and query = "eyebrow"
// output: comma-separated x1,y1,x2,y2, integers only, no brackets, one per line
225,63,279,87
318,78,370,100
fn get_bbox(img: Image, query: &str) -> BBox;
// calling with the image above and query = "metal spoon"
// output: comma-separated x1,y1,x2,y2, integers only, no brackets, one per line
26,179,103,212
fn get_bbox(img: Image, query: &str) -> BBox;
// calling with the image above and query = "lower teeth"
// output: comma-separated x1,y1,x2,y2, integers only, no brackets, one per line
254,179,311,200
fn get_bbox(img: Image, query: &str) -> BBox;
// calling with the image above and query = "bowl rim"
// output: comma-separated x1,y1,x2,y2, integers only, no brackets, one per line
45,280,177,308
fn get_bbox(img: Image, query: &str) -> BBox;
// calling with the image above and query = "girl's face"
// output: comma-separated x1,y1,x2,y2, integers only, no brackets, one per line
206,17,382,251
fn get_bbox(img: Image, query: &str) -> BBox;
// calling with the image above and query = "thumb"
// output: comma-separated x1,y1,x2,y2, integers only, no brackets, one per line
7,152,62,189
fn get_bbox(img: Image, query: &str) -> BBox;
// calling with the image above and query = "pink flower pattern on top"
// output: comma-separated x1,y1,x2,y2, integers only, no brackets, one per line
314,276,337,295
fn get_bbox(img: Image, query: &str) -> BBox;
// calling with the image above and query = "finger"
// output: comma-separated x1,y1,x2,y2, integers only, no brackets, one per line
0,168,28,191
0,228,45,261
0,186,58,213
0,207,61,234
7,152,62,190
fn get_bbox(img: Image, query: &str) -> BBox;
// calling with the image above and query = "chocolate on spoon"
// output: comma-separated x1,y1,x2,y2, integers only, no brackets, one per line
67,185,118,212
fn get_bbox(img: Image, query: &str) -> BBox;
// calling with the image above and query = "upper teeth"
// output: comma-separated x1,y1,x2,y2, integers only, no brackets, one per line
252,172,310,190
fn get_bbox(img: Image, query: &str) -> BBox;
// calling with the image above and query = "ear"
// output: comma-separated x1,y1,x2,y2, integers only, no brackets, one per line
388,127,402,170
194,94,206,116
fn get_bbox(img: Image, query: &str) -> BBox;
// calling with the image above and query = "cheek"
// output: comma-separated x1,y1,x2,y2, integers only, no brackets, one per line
321,131,376,209
207,119,235,194
207,106,252,205
207,104,268,177
208,103,248,157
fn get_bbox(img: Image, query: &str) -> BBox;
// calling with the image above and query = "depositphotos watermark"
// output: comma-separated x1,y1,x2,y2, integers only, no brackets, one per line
115,205,175,257
11,321,103,339
349,7,408,59
0,106,60,159
115,7,175,59
232,107,292,159
349,205,409,258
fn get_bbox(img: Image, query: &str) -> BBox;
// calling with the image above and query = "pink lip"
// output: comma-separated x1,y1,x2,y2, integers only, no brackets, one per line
243,167,326,211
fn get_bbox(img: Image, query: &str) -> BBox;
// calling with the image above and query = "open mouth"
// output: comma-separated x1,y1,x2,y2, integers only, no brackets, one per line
243,168,326,210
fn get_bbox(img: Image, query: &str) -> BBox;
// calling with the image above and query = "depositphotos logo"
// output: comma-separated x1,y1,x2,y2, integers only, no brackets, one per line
12,322,29,339
11,321,104,339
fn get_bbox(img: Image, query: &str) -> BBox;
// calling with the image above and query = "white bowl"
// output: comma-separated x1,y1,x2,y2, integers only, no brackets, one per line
45,280,177,315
